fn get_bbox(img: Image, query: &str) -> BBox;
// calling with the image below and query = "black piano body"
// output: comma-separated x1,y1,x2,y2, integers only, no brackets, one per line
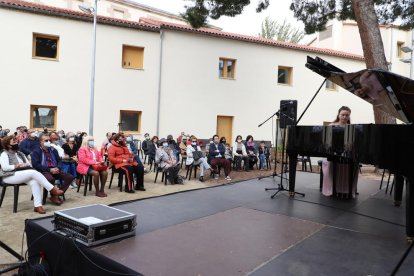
287,57,414,240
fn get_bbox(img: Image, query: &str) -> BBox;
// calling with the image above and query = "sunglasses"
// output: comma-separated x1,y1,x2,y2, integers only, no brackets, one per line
43,139,50,142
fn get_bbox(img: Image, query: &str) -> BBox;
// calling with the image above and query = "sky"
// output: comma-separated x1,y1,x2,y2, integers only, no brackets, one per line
132,0,312,42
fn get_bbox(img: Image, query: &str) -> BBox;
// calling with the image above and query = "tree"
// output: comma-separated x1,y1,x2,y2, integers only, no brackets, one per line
258,17,304,43
183,0,412,124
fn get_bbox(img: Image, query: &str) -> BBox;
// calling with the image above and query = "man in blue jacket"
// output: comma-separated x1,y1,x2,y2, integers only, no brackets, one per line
31,134,74,205
209,134,231,181
19,129,40,156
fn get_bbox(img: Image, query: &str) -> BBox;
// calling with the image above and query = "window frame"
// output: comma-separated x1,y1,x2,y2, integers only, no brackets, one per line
32,33,60,61
319,25,333,41
113,8,125,19
397,41,405,58
219,57,237,80
122,45,144,70
119,110,142,134
30,105,57,130
277,66,293,86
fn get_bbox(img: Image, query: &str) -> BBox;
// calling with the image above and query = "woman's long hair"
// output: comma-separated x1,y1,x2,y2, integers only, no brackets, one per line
333,106,351,124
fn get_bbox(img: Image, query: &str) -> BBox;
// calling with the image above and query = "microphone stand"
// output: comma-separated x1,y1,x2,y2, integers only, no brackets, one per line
262,111,299,198
258,110,281,179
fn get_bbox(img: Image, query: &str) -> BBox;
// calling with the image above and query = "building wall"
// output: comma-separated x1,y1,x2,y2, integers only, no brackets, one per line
0,8,161,144
0,7,372,146
159,31,370,141
310,21,412,77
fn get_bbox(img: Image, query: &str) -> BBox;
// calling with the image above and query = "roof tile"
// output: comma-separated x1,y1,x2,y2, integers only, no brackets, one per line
1,0,365,61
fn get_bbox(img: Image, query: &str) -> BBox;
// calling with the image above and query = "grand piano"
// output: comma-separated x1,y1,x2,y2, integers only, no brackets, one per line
287,56,414,240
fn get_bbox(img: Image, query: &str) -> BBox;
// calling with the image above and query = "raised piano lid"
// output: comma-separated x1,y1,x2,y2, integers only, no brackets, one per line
306,56,414,123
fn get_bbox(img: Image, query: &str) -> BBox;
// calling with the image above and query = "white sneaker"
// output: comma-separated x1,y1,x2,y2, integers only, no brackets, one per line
70,182,78,189
214,174,219,180
225,176,231,181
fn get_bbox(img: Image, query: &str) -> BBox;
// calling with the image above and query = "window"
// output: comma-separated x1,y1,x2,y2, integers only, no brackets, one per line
219,58,236,79
113,9,125,19
277,66,292,85
319,25,332,41
119,110,141,133
30,105,57,129
122,45,144,69
397,41,404,58
325,79,337,91
32,33,59,60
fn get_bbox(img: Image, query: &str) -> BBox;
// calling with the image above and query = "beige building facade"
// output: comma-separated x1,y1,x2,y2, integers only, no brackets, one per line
309,20,412,77
1,0,372,145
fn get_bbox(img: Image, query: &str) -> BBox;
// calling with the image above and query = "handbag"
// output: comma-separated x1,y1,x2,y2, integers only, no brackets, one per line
192,151,203,161
91,164,108,171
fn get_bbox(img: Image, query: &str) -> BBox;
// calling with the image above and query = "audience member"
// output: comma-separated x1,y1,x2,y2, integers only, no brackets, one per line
126,135,147,172
108,133,145,193
258,141,270,170
61,135,79,187
31,134,74,205
16,127,28,142
179,136,188,159
57,130,66,146
167,134,180,161
0,135,64,214
49,131,65,158
186,136,211,182
156,138,181,184
245,135,258,169
209,134,231,180
177,131,186,143
77,136,108,197
141,133,151,157
19,129,40,156
233,135,249,171
224,143,233,163
148,136,158,164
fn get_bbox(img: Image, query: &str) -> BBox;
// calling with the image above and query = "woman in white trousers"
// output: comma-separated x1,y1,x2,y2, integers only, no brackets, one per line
186,136,211,182
0,136,63,214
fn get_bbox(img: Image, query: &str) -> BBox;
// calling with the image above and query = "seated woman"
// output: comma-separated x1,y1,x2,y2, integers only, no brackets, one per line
77,136,108,197
209,135,231,180
220,136,233,164
108,133,145,193
126,135,147,173
186,136,211,182
147,136,159,165
179,136,188,161
233,135,249,171
244,135,258,170
322,106,359,198
0,136,63,214
62,135,79,186
156,138,181,184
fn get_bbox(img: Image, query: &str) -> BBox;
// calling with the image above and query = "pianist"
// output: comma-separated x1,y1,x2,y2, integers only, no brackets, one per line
322,106,359,198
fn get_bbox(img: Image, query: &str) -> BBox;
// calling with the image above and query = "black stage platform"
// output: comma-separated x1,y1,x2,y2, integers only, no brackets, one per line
25,172,414,275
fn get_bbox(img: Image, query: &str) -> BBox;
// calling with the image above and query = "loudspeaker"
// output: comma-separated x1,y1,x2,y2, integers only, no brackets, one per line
279,100,297,128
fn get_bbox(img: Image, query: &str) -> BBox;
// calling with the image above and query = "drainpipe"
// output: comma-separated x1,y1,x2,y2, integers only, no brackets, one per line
156,29,164,136
389,26,394,71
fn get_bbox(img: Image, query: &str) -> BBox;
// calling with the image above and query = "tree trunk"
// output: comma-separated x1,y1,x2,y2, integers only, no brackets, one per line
352,0,396,124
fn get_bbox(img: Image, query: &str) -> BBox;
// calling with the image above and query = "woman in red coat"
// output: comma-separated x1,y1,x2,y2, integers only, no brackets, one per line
77,136,108,197
108,133,145,193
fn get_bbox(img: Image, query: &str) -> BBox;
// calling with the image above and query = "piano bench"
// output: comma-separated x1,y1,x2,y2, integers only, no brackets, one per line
318,160,323,192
